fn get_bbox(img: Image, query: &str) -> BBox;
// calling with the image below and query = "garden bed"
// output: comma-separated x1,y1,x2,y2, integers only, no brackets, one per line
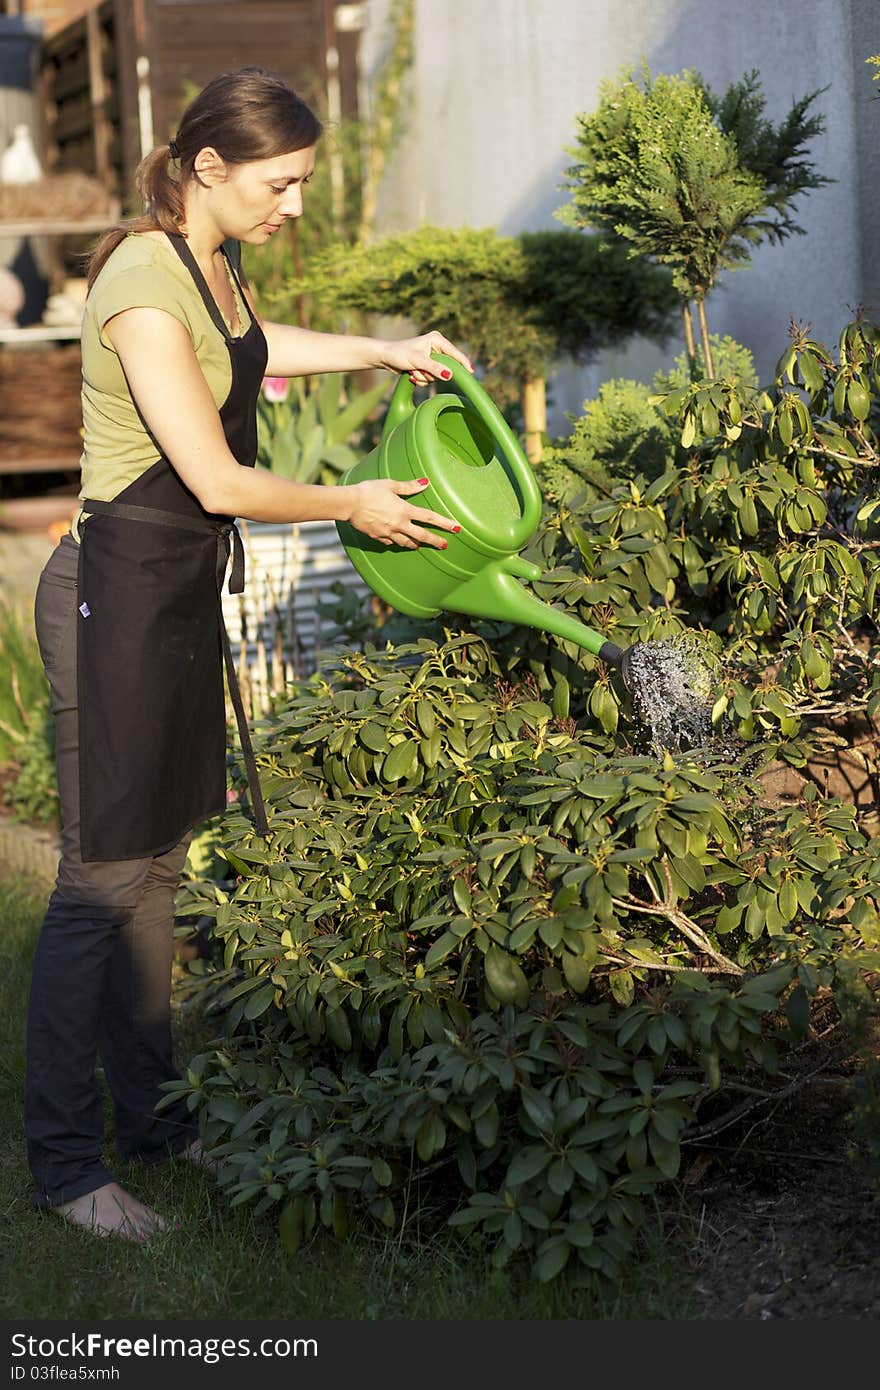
687,1080,880,1318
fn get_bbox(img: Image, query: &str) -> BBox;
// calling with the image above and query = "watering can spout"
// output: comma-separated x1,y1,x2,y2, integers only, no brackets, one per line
445,557,625,666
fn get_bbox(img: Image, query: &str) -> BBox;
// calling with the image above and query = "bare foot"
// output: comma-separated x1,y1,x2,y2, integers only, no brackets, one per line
52,1182,172,1242
177,1137,223,1175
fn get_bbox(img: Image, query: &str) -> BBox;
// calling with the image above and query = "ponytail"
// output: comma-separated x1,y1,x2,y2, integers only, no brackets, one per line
86,143,184,290
85,67,321,291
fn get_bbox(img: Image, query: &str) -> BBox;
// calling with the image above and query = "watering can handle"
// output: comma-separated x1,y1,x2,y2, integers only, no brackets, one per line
381,353,544,535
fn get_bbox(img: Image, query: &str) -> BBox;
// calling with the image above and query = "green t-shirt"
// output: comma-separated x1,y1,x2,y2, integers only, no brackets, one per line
71,231,251,542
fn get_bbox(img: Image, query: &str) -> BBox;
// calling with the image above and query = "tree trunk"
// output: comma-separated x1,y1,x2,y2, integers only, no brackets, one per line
522,375,546,465
697,299,715,378
682,301,696,364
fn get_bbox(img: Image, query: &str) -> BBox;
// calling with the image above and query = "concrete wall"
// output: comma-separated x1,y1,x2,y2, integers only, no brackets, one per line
362,0,880,431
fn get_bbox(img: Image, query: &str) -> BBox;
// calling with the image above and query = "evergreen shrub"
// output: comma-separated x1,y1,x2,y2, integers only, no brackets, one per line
169,315,880,1281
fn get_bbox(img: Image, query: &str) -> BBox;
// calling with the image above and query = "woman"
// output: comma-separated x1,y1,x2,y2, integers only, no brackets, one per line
25,66,470,1242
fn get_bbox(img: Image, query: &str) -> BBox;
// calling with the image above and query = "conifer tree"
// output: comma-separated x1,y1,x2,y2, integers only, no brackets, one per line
295,225,676,460
560,67,828,376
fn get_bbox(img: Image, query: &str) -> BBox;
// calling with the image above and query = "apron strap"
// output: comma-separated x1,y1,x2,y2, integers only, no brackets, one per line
80,497,268,839
219,615,270,838
82,496,222,534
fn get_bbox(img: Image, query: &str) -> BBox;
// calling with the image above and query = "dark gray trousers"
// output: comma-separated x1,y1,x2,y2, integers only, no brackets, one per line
25,533,199,1208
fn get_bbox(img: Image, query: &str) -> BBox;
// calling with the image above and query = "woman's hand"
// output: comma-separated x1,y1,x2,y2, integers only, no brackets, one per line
376,332,473,387
347,477,460,550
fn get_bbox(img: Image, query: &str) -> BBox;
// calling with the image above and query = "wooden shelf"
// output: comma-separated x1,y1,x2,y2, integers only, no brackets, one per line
0,324,81,344
0,210,119,238
0,456,80,475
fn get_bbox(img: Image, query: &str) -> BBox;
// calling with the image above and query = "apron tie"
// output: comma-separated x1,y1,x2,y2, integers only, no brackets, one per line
224,522,246,595
216,523,268,837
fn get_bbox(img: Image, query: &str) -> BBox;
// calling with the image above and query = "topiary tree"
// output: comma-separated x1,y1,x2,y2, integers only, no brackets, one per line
283,224,676,461
559,66,829,376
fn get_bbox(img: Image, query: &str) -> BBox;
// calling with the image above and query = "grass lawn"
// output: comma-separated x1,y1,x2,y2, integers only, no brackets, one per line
1,872,701,1322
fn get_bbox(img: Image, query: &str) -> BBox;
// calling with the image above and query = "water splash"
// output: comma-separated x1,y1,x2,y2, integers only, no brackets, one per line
622,632,733,755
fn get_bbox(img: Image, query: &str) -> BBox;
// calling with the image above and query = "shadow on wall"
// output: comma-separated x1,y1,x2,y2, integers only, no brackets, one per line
495,0,875,423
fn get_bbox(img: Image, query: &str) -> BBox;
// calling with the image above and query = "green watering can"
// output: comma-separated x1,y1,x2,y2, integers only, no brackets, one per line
336,354,635,679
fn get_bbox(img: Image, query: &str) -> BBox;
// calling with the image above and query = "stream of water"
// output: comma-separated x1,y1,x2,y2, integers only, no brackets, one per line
622,633,735,755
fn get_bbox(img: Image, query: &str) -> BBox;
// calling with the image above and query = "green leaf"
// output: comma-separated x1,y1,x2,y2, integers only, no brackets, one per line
777,404,793,447
327,377,391,445
740,495,759,538
279,1198,305,1254
567,1148,600,1185
360,721,388,753
848,379,870,421
424,931,459,968
244,982,276,1018
383,740,418,782
521,1088,554,1131
784,983,811,1038
325,1007,352,1051
647,1129,681,1179
415,700,436,737
552,676,571,720
217,848,253,877
421,731,442,768
561,951,591,994
453,877,472,913
484,945,530,1006
548,1158,574,1195
535,1238,571,1283
565,1219,595,1248
507,1145,553,1186
503,1211,523,1249
609,969,634,1006
371,1157,393,1187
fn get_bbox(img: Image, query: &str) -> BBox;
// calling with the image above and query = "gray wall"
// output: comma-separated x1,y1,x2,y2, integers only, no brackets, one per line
362,0,880,430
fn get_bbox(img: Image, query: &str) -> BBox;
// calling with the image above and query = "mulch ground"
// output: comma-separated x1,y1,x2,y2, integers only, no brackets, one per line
682,1082,880,1319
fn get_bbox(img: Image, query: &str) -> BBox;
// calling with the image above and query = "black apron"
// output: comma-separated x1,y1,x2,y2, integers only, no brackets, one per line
77,231,269,861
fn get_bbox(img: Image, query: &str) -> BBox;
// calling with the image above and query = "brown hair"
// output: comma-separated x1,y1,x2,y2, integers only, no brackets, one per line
86,66,322,289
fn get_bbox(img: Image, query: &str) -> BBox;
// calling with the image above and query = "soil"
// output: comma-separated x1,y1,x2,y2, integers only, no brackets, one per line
681,1081,880,1319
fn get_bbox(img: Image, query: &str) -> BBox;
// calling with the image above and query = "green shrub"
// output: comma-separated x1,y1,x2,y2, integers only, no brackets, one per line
6,703,58,828
165,312,880,1283
560,65,828,371
0,595,57,829
170,640,878,1282
290,225,675,416
538,334,758,500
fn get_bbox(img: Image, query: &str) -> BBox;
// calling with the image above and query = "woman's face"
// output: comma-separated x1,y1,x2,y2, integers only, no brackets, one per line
194,145,317,243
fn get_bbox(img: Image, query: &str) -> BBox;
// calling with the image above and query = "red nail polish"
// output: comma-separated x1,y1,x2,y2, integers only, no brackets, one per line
441,541,448,549
441,368,452,380
418,477,429,485
452,525,461,533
